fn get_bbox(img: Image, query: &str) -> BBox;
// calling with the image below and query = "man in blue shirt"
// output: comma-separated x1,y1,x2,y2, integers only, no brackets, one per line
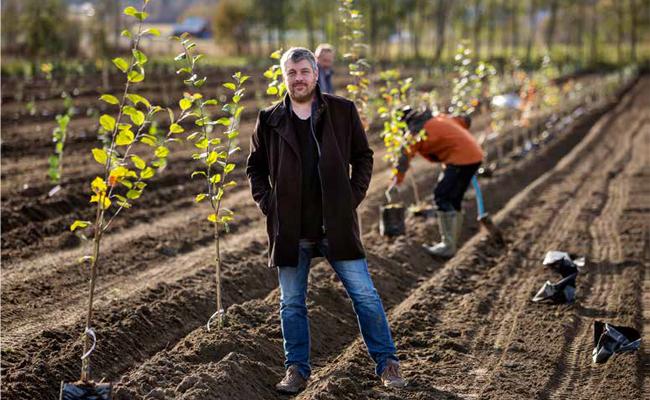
315,43,335,94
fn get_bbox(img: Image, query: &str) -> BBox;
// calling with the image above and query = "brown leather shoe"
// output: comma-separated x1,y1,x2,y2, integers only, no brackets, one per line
380,360,406,388
275,365,308,394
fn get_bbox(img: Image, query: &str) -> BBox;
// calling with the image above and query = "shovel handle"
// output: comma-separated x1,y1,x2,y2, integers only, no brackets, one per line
471,176,486,217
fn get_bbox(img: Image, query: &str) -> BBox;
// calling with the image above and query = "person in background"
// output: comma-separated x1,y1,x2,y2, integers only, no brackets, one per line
315,43,335,94
389,108,483,258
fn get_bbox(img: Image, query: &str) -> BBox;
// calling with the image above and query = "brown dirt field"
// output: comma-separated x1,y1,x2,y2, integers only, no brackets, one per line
1,75,646,400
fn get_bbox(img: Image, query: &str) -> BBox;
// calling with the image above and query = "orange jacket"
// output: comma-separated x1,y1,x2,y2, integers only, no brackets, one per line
394,115,483,184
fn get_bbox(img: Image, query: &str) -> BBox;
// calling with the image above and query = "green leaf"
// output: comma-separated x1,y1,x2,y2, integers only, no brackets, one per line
223,180,237,188
127,94,151,108
116,130,135,146
70,220,91,231
121,29,132,38
112,57,129,73
223,82,236,91
266,86,279,95
206,151,217,166
141,135,156,146
129,109,145,126
100,94,120,105
131,155,146,169
216,117,231,126
193,77,207,88
195,193,207,203
144,28,160,36
99,114,116,131
203,99,218,106
215,187,225,200
179,98,192,111
133,49,148,65
154,146,169,158
224,163,235,174
134,11,149,21
92,148,108,165
195,137,209,149
116,200,132,208
170,123,184,134
187,131,201,141
128,70,144,83
227,130,239,139
234,106,243,119
210,174,221,184
126,189,142,199
123,6,138,17
191,170,206,179
140,167,155,179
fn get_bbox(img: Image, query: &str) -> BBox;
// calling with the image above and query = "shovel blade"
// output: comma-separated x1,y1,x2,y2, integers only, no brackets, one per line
60,381,112,400
478,214,505,245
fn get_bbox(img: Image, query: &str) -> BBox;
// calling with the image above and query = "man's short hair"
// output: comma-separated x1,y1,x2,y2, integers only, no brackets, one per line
280,47,318,75
315,43,334,57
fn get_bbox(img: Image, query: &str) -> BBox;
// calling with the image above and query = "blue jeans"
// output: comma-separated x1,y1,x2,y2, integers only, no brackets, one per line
278,239,398,379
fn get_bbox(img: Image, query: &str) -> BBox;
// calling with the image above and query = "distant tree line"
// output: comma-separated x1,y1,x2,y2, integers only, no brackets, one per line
3,0,650,65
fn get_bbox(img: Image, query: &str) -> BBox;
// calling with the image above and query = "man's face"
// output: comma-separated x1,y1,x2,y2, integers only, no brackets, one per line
317,51,334,70
283,58,318,103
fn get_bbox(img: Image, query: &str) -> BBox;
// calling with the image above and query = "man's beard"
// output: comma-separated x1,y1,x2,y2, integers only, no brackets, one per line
288,81,316,103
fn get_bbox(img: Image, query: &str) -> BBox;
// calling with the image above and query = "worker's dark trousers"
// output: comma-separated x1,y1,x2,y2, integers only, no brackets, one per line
434,162,481,212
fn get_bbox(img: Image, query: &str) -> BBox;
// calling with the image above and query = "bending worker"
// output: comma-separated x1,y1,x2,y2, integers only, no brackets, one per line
390,108,484,258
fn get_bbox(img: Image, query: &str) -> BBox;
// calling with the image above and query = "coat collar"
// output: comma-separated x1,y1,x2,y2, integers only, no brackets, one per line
266,84,329,157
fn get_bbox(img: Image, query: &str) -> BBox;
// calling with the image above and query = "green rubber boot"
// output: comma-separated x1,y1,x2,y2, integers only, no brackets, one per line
423,211,458,258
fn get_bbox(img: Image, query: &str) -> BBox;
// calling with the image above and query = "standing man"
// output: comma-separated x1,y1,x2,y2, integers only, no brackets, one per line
247,47,405,394
315,43,335,94
390,108,483,258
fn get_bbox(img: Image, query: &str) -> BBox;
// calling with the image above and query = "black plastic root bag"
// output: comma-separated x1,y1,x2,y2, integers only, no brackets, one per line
542,251,585,277
532,272,577,303
592,321,641,364
60,382,112,400
379,204,405,236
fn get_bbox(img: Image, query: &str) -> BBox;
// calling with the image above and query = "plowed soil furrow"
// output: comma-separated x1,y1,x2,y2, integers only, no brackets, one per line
0,73,637,400
291,77,648,400
99,83,633,399
0,128,449,400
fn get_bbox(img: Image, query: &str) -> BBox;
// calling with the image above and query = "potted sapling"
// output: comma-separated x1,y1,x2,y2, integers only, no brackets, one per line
173,33,249,331
376,70,425,236
62,2,175,398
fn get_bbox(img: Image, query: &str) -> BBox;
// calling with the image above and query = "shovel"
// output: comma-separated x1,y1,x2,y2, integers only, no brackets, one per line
471,176,505,245
59,328,112,399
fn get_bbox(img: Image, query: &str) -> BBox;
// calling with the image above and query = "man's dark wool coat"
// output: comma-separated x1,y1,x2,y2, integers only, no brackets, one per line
246,87,373,267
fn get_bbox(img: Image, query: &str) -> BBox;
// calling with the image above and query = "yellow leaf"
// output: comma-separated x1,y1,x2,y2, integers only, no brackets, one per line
70,220,91,231
91,177,107,193
90,194,111,209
